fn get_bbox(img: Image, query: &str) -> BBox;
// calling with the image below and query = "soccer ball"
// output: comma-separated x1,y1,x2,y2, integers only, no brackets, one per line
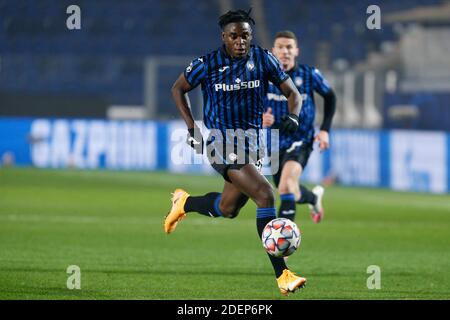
262,218,301,257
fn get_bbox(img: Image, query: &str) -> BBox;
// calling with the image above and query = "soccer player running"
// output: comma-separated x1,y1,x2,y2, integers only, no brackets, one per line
165,9,306,295
263,31,336,223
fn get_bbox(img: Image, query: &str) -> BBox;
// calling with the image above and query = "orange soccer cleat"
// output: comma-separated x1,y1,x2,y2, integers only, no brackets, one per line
164,189,190,234
276,269,307,296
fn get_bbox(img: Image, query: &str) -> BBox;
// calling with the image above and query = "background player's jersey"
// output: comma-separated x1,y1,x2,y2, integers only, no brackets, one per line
266,64,332,150
184,45,288,133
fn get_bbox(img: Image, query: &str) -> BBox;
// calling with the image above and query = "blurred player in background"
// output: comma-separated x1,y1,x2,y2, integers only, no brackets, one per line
263,30,336,223
165,10,307,295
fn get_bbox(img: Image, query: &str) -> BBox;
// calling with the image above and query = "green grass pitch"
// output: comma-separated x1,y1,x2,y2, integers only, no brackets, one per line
0,167,449,300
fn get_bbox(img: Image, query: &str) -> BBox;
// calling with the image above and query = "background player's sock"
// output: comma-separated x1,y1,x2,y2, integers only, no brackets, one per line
256,207,287,278
297,185,317,205
278,193,296,221
184,192,223,217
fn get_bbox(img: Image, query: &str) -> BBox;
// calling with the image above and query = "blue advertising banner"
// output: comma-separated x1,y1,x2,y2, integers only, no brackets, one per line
0,117,448,194
0,118,158,170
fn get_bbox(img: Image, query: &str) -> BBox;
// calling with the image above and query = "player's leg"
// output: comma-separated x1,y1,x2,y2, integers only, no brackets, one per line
227,165,286,277
293,141,325,223
277,141,325,223
227,164,306,295
272,166,282,190
299,184,325,223
279,168,325,224
297,184,316,205
184,180,249,219
227,164,275,208
217,181,249,218
164,188,219,233
164,188,220,234
277,160,302,221
164,183,247,234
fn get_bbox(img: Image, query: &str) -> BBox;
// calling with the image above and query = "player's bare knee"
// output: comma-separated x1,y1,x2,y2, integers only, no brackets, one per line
255,184,275,208
278,181,289,194
219,204,239,219
228,209,240,219
280,177,299,195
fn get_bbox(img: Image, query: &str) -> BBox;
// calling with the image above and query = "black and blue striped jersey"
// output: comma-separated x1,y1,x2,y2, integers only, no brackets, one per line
184,45,289,133
265,64,332,150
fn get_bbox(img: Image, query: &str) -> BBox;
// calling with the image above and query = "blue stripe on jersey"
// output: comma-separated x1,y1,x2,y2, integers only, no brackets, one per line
208,56,217,128
265,64,331,150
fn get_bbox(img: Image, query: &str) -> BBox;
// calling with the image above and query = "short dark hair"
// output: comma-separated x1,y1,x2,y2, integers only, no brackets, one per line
218,8,255,30
274,30,298,44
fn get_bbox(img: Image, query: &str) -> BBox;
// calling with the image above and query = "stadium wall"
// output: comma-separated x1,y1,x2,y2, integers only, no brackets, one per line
0,117,448,194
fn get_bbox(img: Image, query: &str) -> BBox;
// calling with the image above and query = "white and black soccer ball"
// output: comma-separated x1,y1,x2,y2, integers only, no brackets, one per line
262,218,301,257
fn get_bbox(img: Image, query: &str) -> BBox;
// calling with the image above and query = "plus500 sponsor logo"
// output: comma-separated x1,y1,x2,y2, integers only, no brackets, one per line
267,93,308,102
214,80,260,92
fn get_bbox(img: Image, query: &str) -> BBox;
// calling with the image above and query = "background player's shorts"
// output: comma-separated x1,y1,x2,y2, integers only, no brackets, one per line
272,140,313,188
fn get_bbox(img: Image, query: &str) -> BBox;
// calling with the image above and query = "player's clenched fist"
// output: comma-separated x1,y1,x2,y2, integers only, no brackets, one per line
187,128,204,154
314,130,330,151
262,107,275,128
280,113,300,133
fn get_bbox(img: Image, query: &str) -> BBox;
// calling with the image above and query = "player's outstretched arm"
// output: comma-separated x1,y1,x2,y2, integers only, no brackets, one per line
319,89,336,134
171,73,196,129
171,73,204,153
314,89,336,151
278,78,303,133
279,77,302,116
311,68,336,150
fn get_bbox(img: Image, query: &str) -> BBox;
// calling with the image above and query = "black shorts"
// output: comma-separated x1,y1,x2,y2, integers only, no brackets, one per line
272,140,314,188
206,139,263,183
210,162,251,183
